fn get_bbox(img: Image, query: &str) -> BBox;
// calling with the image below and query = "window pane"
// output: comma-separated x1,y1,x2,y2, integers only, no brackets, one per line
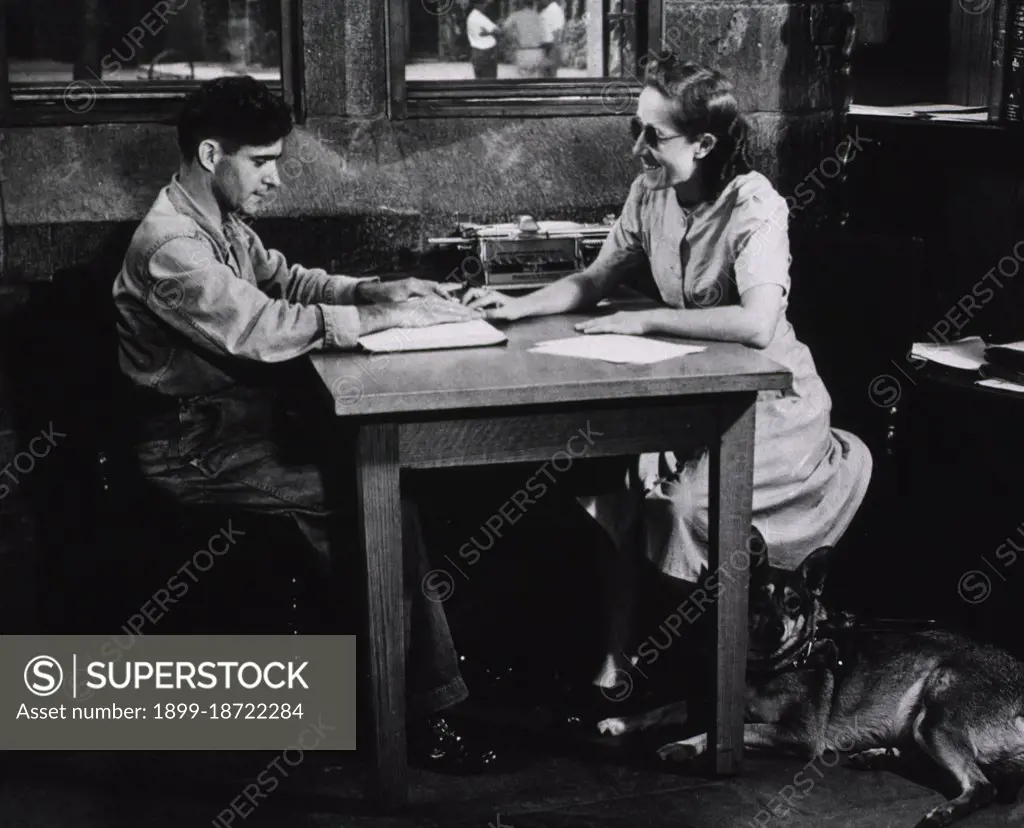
404,0,635,81
7,0,283,86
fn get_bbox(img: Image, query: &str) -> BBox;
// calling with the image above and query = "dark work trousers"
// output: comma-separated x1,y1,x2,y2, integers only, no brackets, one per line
130,384,468,720
470,46,498,79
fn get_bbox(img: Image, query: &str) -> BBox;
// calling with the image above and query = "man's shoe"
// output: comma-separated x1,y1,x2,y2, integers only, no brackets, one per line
408,713,520,774
456,652,522,701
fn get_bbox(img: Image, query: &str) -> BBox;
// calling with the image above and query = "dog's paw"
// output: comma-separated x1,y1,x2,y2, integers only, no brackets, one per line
847,747,900,771
597,717,626,737
657,734,706,763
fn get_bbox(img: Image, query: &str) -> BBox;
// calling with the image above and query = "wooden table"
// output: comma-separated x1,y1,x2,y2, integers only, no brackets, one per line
309,310,791,806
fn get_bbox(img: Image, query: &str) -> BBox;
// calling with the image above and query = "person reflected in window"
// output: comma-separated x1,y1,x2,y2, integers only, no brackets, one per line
466,0,500,79
502,0,548,78
461,59,874,726
539,0,566,78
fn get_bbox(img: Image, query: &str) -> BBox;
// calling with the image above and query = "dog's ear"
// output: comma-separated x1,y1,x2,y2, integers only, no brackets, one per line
797,546,831,596
747,526,770,581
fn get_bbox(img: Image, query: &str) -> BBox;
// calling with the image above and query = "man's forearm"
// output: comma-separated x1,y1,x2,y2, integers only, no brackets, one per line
356,301,436,336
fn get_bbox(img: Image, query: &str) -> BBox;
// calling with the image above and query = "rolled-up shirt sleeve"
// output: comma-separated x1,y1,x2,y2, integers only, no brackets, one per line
240,222,378,305
146,236,363,357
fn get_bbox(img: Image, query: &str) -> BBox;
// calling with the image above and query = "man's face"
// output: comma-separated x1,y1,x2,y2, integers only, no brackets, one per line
213,140,284,215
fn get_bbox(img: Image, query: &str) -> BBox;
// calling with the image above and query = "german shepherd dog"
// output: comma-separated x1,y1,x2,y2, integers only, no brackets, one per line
596,534,1024,828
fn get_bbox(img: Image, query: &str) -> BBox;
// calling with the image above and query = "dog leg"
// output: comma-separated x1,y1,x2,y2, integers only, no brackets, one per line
597,701,689,737
911,719,997,828
657,724,808,764
657,732,707,763
985,765,1024,805
848,747,902,771
742,723,816,758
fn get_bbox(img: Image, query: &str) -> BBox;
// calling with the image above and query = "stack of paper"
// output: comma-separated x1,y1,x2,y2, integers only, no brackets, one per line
358,320,507,353
977,377,1024,393
849,103,988,122
528,334,705,365
980,340,1024,393
909,335,1024,394
909,336,987,371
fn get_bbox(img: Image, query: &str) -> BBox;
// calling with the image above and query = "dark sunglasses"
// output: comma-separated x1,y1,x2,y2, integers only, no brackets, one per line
630,116,687,150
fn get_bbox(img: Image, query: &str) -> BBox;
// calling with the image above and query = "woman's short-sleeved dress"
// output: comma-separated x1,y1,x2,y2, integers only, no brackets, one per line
604,170,873,582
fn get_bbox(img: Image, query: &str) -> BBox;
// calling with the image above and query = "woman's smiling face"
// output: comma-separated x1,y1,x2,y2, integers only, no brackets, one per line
632,87,712,192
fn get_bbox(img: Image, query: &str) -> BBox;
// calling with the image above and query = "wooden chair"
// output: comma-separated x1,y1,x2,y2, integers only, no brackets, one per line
786,229,925,614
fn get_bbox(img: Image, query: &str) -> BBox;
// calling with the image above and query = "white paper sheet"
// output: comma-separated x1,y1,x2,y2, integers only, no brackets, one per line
849,104,988,121
528,334,705,365
988,341,1024,353
909,336,986,371
977,378,1024,394
358,320,507,353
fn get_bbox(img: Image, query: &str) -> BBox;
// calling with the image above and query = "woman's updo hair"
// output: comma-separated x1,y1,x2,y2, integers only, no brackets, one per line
642,55,752,199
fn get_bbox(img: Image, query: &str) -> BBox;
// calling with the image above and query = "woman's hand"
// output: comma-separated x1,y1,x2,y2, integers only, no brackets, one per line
574,311,653,336
461,287,526,321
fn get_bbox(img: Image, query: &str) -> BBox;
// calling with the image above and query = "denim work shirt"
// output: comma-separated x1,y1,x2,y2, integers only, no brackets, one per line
112,174,376,401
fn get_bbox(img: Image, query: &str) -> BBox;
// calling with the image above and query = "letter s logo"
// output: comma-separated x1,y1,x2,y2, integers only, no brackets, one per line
24,656,63,697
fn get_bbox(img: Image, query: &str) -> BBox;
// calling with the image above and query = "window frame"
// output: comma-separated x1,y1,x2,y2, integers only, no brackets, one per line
0,0,305,126
386,0,663,119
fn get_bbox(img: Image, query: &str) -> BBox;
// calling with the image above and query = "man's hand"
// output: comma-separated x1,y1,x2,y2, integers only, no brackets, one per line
461,287,526,321
357,296,485,337
574,311,652,336
397,296,486,327
356,277,453,304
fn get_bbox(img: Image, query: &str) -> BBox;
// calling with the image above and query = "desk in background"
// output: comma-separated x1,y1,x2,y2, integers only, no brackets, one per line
853,361,1024,662
309,309,791,806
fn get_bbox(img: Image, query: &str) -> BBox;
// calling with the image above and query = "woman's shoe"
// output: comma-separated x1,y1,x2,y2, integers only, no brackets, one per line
555,680,656,735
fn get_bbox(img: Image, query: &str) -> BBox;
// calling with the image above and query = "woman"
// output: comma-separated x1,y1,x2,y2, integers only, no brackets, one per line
462,58,873,714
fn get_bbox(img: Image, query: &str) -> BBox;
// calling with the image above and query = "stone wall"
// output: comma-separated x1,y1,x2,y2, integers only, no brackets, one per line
0,0,851,630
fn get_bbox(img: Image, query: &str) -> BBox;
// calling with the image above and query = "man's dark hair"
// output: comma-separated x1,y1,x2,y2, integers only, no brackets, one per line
177,76,294,162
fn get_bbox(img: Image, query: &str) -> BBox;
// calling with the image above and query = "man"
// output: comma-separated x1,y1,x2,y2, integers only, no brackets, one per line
111,75,508,772
539,0,566,78
502,0,548,78
466,0,500,79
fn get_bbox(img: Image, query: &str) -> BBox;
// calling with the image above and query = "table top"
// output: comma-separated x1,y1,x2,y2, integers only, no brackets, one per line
310,309,792,417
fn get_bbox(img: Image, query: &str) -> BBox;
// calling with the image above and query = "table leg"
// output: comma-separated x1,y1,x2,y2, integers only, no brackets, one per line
355,423,406,805
707,394,756,776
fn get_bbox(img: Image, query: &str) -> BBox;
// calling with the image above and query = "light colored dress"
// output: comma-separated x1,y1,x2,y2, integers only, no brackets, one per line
597,170,873,582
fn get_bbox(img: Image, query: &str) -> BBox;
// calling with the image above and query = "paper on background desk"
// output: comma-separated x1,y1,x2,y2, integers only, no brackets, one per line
977,377,1024,394
909,336,986,371
529,334,705,365
987,341,1024,353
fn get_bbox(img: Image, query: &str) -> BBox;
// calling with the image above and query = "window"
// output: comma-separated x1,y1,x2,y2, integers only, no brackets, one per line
387,0,663,117
2,0,301,124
